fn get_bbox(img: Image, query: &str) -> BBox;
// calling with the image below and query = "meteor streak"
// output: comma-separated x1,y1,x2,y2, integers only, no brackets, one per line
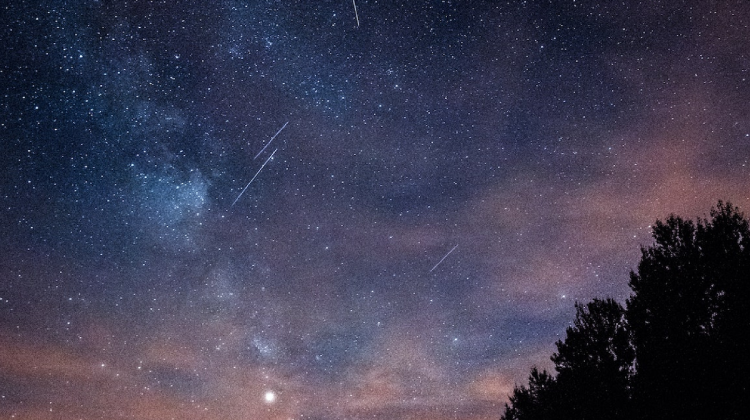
352,0,360,27
254,122,288,160
429,244,458,273
232,148,278,207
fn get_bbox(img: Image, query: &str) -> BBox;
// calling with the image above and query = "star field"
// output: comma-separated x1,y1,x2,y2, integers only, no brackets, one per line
2,1,750,419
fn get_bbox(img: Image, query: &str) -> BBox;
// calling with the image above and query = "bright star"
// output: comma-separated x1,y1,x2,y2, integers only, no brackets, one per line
264,390,276,404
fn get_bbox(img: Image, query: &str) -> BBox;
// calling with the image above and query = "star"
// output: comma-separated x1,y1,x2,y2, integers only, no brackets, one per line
264,390,277,404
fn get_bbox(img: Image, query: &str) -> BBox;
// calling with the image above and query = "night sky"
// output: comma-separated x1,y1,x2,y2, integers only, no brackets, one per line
2,1,749,419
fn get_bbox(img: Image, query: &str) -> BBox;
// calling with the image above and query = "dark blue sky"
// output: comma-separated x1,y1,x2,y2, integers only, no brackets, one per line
2,1,749,419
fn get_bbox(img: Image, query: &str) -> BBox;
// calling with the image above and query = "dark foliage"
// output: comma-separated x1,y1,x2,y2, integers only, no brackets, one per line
502,299,632,420
502,201,750,420
551,298,633,420
502,368,557,420
627,201,750,420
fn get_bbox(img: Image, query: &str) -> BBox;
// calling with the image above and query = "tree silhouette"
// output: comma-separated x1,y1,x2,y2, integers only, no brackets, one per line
502,201,750,420
551,298,633,420
501,299,632,420
501,367,558,420
627,201,750,420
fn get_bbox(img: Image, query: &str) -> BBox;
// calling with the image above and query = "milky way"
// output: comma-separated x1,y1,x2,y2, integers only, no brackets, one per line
2,1,749,419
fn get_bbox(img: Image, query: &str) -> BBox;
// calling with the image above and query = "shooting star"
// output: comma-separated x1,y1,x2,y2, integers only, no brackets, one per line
429,244,459,273
352,0,360,27
254,121,288,160
232,148,278,207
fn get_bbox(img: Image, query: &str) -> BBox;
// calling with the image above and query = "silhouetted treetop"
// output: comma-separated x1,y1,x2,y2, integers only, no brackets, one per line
626,201,750,420
552,298,632,378
501,201,750,420
502,299,633,420
501,367,557,420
